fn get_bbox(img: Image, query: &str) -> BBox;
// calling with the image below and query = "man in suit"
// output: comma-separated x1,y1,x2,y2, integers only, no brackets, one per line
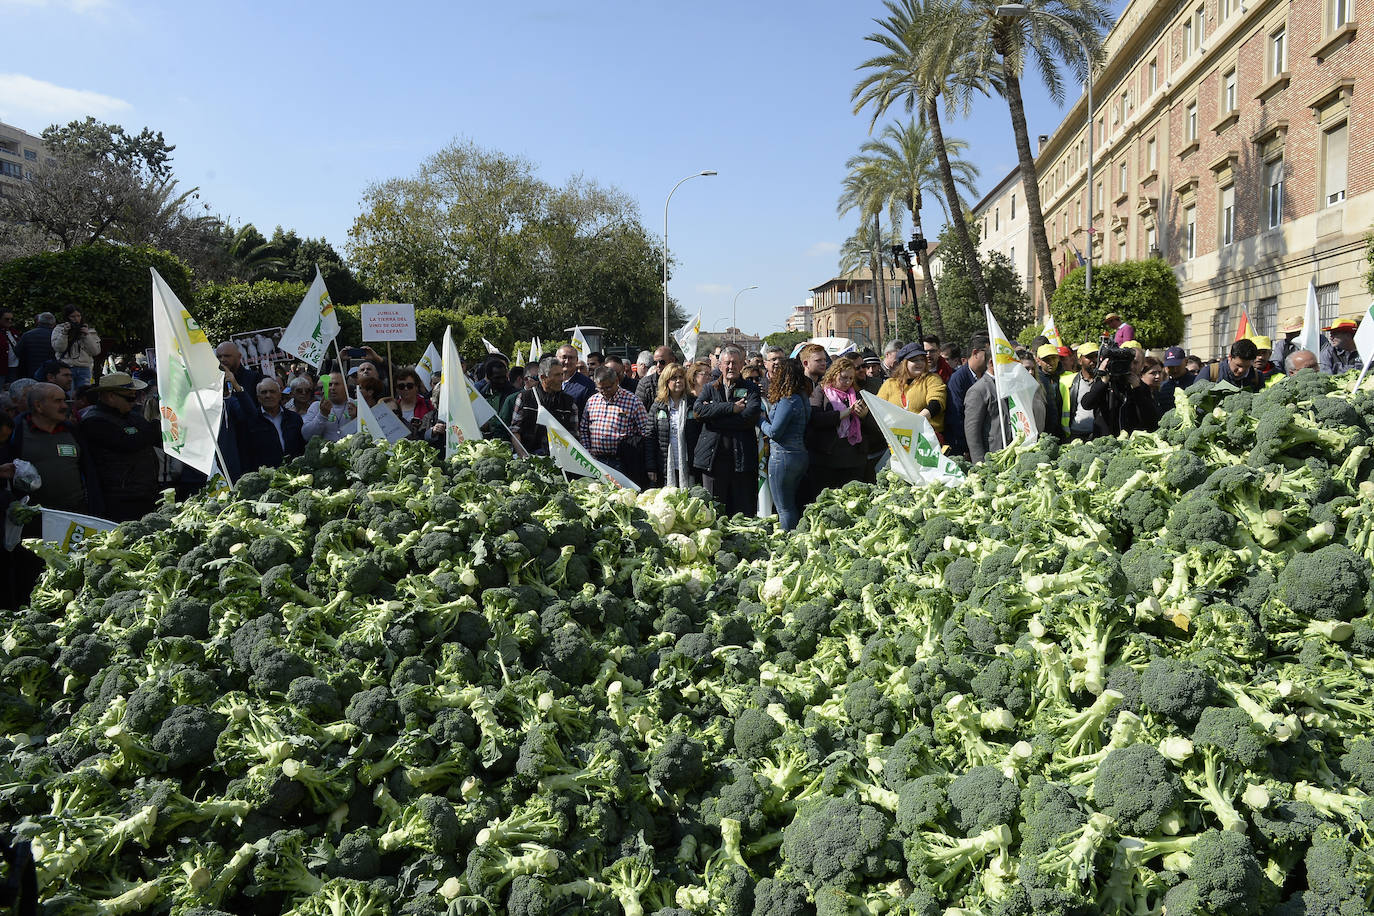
229,375,305,472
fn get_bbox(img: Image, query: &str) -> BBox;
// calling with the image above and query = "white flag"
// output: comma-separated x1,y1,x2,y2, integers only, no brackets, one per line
414,342,441,390
513,345,525,367
673,311,702,362
481,337,502,356
152,269,224,476
1297,279,1323,359
41,508,118,554
862,391,965,486
1042,311,1064,349
570,326,592,357
278,267,339,368
536,402,639,491
530,337,543,363
1351,301,1374,390
440,326,483,451
756,431,773,517
986,305,1041,445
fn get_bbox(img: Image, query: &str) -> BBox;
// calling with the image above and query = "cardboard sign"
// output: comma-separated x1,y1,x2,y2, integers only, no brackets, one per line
361,304,417,342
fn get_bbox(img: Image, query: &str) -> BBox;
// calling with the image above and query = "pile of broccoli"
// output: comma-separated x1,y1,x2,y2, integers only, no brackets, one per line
0,368,1372,915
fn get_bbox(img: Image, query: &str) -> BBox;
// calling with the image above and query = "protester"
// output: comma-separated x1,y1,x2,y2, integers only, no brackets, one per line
693,346,763,516
759,357,810,531
633,351,654,385
557,345,596,412
649,364,699,489
636,345,676,409
1035,343,1066,440
286,376,317,416
586,352,605,372
73,385,100,420
1192,338,1263,391
1286,349,1319,373
882,339,903,373
217,341,263,406
1082,350,1159,436
1141,357,1168,414
1185,354,1204,374
16,312,56,382
80,373,161,521
945,335,988,458
1321,318,1361,374
302,372,357,442
0,310,19,384
1056,342,1098,441
799,343,828,393
11,382,94,515
964,367,1047,463
1158,346,1195,409
860,353,885,396
1105,311,1135,343
581,366,653,481
809,356,880,491
51,306,101,391
475,361,516,438
923,335,954,382
229,376,306,471
689,361,713,397
941,342,963,370
38,360,73,397
1252,337,1280,384
762,346,785,386
511,356,579,456
392,368,437,439
603,355,637,394
877,344,948,438
1273,317,1303,373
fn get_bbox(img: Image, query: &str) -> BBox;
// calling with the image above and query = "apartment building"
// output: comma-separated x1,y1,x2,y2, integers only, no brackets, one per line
971,167,1036,298
1026,0,1370,356
0,120,50,198
785,302,815,333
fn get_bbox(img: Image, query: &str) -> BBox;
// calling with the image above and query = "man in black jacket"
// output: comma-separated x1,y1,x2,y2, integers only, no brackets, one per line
693,346,762,517
81,373,161,521
1081,355,1159,437
229,376,305,472
510,357,579,455
217,341,263,406
15,313,56,381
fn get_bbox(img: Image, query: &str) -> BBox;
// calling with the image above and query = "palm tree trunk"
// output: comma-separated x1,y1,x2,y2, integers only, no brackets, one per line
1002,61,1057,303
873,212,890,343
925,97,988,327
907,198,941,343
868,246,881,351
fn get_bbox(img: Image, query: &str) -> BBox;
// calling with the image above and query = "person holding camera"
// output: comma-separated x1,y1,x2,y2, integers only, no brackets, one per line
1080,341,1159,436
50,305,101,393
1190,338,1264,391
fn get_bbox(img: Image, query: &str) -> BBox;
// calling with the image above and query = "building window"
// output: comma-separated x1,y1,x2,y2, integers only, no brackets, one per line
1076,199,1082,227
1184,204,1197,258
1331,0,1352,29
1147,136,1158,171
1323,121,1348,206
1147,224,1159,252
1212,306,1231,357
1184,17,1194,55
1186,102,1198,141
1194,6,1206,46
1149,59,1158,93
1009,246,1015,264
1222,0,1235,18
1257,297,1278,338
23,150,36,161
1265,159,1284,228
1270,27,1287,77
1224,69,1237,112
1220,185,1235,246
1095,182,1103,210
995,208,1000,231
1317,283,1341,326
1119,160,1128,193
837,290,852,305
1011,194,1016,220
0,162,21,179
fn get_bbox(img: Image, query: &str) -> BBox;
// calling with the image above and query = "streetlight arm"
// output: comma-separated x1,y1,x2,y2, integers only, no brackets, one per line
663,171,718,347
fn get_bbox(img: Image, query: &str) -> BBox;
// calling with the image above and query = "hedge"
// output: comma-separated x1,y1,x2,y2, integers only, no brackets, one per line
1047,259,1184,349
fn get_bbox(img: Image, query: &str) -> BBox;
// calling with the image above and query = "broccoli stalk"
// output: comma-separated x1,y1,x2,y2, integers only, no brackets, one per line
1182,750,1246,833
913,823,1014,890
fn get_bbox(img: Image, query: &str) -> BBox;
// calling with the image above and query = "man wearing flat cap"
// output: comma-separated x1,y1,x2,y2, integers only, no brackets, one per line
1104,312,1135,344
1320,318,1361,375
80,372,162,521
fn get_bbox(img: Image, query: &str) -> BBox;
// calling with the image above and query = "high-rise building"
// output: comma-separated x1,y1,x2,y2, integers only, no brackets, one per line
0,121,51,199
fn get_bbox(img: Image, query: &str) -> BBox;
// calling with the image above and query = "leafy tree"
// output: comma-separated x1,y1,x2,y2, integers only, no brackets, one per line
0,244,193,351
1048,259,1183,348
763,330,810,353
915,219,1032,348
348,140,678,345
264,227,371,304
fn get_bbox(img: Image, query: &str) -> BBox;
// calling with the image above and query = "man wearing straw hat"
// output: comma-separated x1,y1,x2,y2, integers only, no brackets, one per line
81,372,160,521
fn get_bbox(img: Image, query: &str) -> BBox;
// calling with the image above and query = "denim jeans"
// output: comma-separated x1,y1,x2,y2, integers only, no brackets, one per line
69,365,92,394
769,446,809,531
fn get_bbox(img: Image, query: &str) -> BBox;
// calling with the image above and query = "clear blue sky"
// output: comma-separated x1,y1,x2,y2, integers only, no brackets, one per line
1,0,1118,339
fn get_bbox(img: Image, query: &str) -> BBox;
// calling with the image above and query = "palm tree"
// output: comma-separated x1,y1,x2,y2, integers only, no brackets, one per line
837,170,897,342
852,0,995,328
228,223,289,281
837,220,904,345
840,118,979,343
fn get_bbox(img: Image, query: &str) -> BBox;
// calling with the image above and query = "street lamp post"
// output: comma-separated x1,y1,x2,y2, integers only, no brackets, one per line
663,170,718,346
995,4,1093,307
731,285,758,344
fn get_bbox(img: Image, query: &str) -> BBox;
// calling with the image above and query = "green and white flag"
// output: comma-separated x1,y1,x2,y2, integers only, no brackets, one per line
1297,279,1323,360
356,393,408,442
415,342,441,390
537,402,639,491
1352,301,1374,390
530,337,543,363
152,268,223,476
570,326,592,357
278,267,339,368
438,326,484,451
862,391,965,486
41,508,117,554
986,305,1041,445
674,311,702,362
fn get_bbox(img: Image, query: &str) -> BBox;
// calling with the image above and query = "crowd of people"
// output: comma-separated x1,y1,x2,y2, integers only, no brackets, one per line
0,302,1365,606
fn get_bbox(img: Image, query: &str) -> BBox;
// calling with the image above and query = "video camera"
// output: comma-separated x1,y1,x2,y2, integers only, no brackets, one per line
1096,335,1136,382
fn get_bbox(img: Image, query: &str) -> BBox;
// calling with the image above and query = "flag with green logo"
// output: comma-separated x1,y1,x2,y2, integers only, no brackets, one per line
438,326,484,451
1352,301,1374,391
537,402,639,491
279,267,339,368
861,391,964,486
986,305,1041,445
152,268,223,476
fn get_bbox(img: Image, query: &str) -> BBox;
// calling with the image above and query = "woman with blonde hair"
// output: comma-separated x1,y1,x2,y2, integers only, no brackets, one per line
877,342,949,437
688,360,714,397
806,355,878,493
649,364,700,488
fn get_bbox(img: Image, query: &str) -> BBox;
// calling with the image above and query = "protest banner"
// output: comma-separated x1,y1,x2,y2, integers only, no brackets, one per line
862,391,965,486
360,304,417,341
279,268,339,368
152,268,225,477
42,509,117,554
537,402,639,491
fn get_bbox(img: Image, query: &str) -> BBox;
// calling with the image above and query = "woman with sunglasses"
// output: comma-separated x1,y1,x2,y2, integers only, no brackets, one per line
390,367,435,439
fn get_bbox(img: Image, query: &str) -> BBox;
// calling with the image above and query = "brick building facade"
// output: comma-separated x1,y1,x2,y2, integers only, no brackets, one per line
809,266,920,349
1021,0,1370,356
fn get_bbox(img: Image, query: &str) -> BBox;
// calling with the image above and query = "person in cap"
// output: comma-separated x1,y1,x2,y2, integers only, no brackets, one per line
877,343,949,437
1105,312,1135,344
1192,338,1263,391
1158,346,1196,408
1057,342,1101,440
1273,316,1304,374
1250,336,1280,383
1320,319,1361,375
80,372,162,521
859,351,886,396
1034,343,1066,440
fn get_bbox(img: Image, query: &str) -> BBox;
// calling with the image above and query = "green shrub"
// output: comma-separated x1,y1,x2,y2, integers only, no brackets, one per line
1048,259,1184,349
